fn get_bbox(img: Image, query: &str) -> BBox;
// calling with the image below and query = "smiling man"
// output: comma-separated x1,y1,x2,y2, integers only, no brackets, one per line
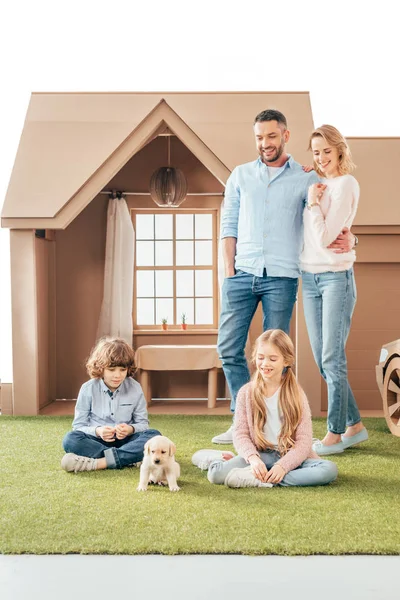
213,109,353,444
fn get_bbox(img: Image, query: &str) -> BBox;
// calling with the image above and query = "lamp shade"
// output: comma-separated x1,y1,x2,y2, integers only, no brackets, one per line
149,167,188,207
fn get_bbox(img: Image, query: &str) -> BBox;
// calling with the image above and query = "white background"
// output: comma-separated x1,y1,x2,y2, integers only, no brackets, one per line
0,0,399,382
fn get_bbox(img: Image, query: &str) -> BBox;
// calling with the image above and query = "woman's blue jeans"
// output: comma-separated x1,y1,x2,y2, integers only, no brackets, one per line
217,270,298,412
301,268,361,434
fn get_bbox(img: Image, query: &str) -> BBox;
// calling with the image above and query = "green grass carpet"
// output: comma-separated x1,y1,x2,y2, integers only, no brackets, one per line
1,416,400,555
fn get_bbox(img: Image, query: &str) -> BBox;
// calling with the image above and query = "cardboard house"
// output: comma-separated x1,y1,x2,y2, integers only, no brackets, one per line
1,92,400,416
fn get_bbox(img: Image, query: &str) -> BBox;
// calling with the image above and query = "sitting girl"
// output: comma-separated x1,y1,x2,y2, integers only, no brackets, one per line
192,329,338,488
61,337,160,473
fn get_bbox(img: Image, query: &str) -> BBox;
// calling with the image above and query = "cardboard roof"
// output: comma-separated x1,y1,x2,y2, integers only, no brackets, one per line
1,92,315,228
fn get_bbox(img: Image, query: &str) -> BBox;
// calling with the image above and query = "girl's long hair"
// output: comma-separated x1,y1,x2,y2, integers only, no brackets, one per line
86,337,136,378
251,329,303,455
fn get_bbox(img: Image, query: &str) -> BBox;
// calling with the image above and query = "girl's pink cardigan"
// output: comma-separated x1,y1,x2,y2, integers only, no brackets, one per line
233,382,320,473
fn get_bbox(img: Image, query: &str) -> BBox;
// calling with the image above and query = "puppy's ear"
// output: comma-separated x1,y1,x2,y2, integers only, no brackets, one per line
169,442,176,457
144,440,151,456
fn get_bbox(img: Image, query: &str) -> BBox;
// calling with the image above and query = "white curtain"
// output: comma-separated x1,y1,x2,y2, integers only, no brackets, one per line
97,197,135,343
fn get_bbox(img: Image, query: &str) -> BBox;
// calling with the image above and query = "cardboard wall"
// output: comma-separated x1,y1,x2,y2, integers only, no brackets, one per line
35,237,56,409
55,196,108,398
10,231,38,415
349,139,400,225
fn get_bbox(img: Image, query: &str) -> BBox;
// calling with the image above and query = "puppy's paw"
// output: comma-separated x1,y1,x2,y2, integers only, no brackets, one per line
169,485,180,492
137,484,148,492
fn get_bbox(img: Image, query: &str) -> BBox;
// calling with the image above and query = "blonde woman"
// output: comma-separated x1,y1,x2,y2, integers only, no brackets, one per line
301,125,368,456
192,329,338,488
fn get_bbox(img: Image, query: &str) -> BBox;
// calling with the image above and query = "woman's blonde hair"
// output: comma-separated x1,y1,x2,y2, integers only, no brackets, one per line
308,124,356,177
86,337,136,378
250,329,303,455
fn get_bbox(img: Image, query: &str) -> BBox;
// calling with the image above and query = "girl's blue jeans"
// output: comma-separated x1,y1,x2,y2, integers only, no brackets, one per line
208,450,338,486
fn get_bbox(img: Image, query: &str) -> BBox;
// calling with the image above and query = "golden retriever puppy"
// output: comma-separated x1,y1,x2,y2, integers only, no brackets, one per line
137,435,180,492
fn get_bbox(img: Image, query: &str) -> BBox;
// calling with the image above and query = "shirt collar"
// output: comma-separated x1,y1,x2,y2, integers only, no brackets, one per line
100,378,119,396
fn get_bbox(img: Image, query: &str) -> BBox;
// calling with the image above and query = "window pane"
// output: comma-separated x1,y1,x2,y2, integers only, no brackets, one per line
176,241,194,265
195,270,213,297
155,270,173,297
136,241,154,266
155,241,173,266
195,214,212,239
177,298,194,324
136,299,154,325
176,270,194,296
195,241,212,265
195,298,213,325
155,214,173,240
176,214,193,240
136,270,154,297
156,299,173,325
136,214,154,240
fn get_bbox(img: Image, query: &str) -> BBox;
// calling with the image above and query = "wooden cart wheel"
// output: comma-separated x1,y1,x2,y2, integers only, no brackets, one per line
383,357,400,437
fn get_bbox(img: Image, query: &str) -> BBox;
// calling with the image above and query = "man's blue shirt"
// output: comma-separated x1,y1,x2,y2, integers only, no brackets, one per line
221,156,318,278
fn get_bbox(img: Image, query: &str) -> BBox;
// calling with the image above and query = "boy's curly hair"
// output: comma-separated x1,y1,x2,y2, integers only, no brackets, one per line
86,337,136,379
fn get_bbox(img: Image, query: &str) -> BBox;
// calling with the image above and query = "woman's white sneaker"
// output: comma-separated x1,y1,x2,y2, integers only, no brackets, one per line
224,466,273,488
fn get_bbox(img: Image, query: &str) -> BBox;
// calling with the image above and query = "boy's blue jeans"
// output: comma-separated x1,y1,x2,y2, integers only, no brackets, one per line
62,428,161,469
217,270,298,411
301,268,361,434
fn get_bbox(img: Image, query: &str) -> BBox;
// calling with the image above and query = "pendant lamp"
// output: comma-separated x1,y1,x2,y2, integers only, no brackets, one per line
149,135,187,207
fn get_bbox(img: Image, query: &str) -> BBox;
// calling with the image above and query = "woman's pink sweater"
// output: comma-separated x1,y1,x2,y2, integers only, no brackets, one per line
233,382,319,473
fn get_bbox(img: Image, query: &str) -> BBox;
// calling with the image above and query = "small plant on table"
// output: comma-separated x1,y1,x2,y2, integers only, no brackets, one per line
181,313,187,330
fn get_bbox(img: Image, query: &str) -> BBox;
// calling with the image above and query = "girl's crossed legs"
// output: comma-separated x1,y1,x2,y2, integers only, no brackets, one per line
207,450,337,487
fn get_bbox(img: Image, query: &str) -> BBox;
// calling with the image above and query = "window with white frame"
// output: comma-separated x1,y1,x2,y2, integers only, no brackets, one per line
132,210,218,329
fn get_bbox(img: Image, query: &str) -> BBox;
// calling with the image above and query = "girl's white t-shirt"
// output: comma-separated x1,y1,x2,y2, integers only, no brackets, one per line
262,388,282,447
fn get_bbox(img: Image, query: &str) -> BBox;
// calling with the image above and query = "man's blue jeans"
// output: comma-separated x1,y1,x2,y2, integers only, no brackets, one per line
217,270,298,412
302,268,361,434
62,428,161,469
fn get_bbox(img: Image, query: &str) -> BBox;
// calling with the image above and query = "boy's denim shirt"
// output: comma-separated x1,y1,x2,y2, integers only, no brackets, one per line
72,377,149,437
